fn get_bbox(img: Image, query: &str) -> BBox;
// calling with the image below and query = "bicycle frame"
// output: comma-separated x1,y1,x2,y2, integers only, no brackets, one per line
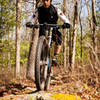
45,28,52,69
26,23,65,90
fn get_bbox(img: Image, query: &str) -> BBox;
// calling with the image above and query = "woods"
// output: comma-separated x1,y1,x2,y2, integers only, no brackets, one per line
0,0,100,99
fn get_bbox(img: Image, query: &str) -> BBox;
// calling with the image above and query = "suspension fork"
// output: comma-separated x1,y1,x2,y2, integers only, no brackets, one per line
47,29,52,71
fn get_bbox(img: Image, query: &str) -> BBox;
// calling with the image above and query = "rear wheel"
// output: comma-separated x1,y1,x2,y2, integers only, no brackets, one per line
35,36,51,90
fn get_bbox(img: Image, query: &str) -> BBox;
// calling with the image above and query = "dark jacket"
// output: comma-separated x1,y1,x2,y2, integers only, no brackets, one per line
38,5,58,24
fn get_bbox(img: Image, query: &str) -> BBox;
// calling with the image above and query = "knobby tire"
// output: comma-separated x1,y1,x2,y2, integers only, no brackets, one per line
35,36,51,90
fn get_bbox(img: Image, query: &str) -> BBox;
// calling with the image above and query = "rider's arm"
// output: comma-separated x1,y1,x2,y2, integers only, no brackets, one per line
56,8,70,28
26,8,38,27
31,8,38,24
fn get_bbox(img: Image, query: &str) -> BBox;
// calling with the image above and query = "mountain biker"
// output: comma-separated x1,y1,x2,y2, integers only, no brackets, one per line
26,0,70,65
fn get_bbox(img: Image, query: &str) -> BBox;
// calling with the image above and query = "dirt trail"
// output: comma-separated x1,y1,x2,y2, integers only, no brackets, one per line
0,67,100,100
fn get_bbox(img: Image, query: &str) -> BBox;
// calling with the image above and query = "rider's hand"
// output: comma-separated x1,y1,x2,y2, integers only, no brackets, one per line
62,23,70,29
26,22,33,28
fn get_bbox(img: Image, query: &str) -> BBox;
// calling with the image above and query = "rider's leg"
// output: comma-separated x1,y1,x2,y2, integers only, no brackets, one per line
54,45,61,55
54,29,62,55
52,45,61,66
52,29,62,66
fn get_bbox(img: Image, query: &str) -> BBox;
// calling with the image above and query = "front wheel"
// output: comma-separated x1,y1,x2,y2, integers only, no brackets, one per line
35,36,51,90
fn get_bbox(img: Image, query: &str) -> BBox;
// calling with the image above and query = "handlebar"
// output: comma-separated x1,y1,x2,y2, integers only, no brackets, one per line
26,23,65,29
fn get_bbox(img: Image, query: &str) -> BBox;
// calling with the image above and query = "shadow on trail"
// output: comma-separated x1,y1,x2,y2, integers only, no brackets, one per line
0,83,38,97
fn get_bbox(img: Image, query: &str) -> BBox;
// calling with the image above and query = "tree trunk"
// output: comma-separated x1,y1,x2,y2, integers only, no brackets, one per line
7,26,11,70
72,0,78,70
79,0,83,59
26,28,39,81
68,28,72,67
15,0,22,77
92,0,97,65
63,0,67,69
86,1,92,33
26,0,39,81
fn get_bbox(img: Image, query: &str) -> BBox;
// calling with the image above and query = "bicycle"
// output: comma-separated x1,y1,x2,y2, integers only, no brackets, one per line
26,23,68,90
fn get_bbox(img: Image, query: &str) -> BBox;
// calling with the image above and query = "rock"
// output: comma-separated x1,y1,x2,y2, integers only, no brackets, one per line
0,91,82,100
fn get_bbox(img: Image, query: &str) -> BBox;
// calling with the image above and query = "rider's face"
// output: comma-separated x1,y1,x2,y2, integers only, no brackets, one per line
43,0,51,8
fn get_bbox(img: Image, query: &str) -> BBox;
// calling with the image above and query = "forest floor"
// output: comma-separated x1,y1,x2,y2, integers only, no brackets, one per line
0,66,100,100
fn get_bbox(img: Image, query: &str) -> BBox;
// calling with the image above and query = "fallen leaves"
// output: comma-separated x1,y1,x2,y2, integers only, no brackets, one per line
0,67,100,100
51,93,82,100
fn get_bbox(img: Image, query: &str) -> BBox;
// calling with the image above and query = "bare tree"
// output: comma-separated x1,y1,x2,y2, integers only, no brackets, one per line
72,0,78,70
15,0,22,77
26,28,39,81
63,0,67,69
79,0,83,59
67,0,74,68
92,0,97,63
68,28,72,67
26,0,39,80
85,0,93,33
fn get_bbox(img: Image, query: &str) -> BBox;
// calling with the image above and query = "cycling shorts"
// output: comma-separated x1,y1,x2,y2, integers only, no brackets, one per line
39,28,62,45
